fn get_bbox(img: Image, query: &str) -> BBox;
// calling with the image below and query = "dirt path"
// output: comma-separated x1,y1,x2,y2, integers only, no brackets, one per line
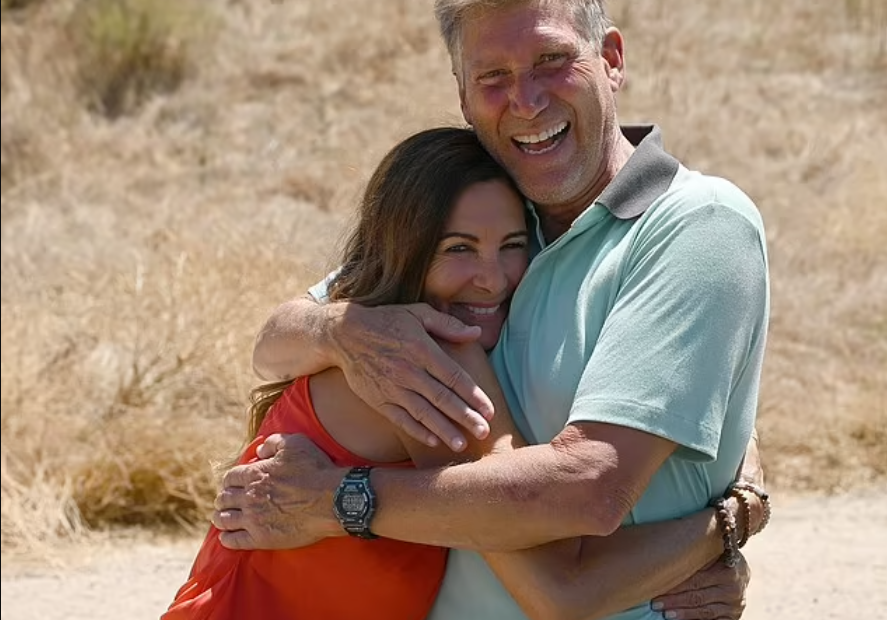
2,490,884,620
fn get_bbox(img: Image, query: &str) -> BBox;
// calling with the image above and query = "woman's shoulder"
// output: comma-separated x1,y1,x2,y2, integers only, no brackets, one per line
308,368,410,464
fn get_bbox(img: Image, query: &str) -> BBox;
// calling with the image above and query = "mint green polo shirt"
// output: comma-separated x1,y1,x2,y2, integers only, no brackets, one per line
426,125,770,620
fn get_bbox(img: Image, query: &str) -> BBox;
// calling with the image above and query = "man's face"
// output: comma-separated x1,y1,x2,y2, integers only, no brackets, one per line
456,3,624,212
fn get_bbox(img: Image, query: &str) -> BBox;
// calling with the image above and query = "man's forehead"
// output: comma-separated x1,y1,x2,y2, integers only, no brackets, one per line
459,9,581,66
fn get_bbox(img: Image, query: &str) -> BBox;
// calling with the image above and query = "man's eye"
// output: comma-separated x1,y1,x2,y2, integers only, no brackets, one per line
478,70,506,85
538,53,566,66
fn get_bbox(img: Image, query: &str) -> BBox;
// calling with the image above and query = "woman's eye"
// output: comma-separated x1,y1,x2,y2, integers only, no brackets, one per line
502,241,527,251
444,244,471,253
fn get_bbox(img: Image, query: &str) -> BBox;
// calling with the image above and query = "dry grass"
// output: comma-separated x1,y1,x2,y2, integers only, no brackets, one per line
1,0,885,557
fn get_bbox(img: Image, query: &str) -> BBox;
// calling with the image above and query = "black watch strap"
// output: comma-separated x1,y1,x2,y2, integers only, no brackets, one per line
333,466,378,539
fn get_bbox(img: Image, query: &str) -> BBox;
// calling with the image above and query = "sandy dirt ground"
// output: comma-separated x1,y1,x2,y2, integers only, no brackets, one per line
1,490,884,620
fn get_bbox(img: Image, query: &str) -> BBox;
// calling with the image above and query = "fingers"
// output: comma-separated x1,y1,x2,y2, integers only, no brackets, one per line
422,344,495,424
405,304,495,424
221,462,264,490
376,403,443,448
211,507,247,532
214,487,249,511
380,399,468,452
411,303,481,343
652,556,749,620
218,528,259,551
256,433,287,459
652,598,741,620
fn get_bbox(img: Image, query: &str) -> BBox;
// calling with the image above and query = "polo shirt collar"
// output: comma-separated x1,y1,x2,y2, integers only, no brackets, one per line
597,124,680,220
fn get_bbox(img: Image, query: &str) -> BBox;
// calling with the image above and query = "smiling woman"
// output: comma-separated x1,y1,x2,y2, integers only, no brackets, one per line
424,180,529,351
163,126,530,620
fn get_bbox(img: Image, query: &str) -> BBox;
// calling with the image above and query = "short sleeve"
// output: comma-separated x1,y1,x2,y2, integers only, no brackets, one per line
568,200,769,461
307,268,341,304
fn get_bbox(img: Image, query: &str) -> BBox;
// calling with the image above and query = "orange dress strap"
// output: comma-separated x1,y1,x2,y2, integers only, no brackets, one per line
163,376,447,620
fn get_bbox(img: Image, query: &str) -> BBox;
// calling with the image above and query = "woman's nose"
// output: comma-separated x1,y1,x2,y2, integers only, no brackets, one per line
474,258,508,294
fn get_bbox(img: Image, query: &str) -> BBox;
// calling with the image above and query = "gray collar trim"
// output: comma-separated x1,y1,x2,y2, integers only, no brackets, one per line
597,124,680,220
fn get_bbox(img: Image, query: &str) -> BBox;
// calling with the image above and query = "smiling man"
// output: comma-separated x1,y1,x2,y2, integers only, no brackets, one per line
214,2,771,619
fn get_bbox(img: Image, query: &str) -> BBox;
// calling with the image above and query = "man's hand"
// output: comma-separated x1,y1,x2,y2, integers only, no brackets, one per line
212,434,346,550
329,302,495,451
651,553,750,620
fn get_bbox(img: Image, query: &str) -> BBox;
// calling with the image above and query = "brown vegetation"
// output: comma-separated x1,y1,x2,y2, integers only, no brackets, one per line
2,0,885,557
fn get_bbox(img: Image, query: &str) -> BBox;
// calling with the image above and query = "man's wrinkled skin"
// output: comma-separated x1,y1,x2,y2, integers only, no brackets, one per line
651,555,751,620
212,434,345,551
253,297,495,451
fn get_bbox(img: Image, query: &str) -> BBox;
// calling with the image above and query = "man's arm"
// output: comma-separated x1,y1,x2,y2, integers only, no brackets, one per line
215,421,675,551
252,294,340,380
252,293,494,450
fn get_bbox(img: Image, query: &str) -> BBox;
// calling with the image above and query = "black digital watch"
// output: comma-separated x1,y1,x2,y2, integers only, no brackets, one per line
332,466,378,539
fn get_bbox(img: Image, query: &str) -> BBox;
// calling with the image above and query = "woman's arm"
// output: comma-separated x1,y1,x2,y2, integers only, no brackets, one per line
402,341,753,620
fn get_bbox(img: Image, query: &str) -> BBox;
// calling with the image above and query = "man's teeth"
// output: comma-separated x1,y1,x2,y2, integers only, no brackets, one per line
466,305,500,315
514,121,568,144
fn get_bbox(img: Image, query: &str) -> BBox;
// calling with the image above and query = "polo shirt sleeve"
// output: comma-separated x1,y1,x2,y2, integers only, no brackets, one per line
567,199,769,461
306,268,341,303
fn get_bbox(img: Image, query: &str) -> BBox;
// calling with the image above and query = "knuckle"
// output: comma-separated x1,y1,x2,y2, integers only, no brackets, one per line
441,365,465,390
430,383,454,409
409,403,433,424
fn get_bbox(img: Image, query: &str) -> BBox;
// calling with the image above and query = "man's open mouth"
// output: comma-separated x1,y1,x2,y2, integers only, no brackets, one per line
512,121,569,155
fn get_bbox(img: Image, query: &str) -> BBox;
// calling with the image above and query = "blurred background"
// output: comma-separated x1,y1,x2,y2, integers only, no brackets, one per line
1,0,885,567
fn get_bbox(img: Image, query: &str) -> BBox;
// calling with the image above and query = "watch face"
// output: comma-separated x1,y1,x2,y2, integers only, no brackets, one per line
340,492,367,514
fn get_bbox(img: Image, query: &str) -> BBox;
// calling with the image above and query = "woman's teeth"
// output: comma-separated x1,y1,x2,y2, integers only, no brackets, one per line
466,305,500,316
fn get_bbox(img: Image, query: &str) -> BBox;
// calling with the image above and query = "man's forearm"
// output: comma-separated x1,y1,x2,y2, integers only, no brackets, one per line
367,443,627,551
252,295,342,380
362,423,673,551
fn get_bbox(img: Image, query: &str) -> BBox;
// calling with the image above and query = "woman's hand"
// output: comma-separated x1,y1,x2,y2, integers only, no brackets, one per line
651,553,750,619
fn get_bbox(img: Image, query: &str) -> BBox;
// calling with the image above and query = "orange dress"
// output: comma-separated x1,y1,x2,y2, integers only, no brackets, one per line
163,376,448,620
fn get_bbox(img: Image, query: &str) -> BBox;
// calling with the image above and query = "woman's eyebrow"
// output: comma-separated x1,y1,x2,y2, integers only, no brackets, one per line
439,230,528,242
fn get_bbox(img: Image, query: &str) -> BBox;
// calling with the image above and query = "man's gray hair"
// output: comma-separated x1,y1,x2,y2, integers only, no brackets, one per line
434,0,613,74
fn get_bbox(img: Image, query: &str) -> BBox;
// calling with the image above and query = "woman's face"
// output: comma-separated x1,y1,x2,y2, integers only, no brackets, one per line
423,179,529,350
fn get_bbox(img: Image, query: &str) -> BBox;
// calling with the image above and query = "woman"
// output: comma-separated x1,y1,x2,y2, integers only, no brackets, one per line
164,127,753,620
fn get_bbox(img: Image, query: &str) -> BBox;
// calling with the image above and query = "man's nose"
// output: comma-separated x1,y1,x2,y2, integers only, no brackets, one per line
509,73,548,120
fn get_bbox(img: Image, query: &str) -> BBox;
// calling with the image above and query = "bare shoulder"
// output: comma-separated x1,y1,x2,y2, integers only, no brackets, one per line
309,368,408,463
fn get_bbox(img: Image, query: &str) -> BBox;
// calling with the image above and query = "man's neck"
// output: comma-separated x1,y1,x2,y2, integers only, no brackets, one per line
537,133,636,243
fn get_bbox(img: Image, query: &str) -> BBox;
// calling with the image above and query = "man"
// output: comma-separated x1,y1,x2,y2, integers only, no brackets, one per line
214,1,770,618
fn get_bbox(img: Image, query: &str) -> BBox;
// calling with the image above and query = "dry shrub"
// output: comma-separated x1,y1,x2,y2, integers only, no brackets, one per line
0,121,43,190
1,238,315,549
64,0,211,118
0,0,43,13
0,448,85,557
843,0,887,66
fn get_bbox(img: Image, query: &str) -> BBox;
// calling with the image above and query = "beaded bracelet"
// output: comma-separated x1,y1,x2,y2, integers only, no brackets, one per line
709,497,740,568
730,490,752,548
728,480,771,535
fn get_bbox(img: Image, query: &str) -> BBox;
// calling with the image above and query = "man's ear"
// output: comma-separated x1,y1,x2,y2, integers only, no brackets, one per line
601,28,626,92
